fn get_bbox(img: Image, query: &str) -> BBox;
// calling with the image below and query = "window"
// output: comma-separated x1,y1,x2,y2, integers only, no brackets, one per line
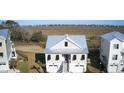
0,42,2,47
113,44,119,49
0,53,3,57
112,55,118,60
56,55,59,60
65,42,68,47
73,55,76,60
81,55,85,60
47,55,51,60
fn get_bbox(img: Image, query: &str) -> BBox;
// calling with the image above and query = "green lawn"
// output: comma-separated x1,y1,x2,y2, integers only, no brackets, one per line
16,61,29,73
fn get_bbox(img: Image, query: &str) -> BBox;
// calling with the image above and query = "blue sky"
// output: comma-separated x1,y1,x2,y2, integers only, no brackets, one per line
0,20,124,26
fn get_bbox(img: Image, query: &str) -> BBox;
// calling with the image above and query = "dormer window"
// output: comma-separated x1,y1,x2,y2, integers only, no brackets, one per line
65,42,68,47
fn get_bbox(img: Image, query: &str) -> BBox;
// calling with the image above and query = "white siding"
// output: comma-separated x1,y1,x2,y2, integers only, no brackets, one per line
45,53,87,73
51,39,80,50
45,54,63,73
108,39,122,64
101,38,124,73
0,38,9,71
45,35,88,73
107,39,122,72
69,54,87,72
6,34,12,61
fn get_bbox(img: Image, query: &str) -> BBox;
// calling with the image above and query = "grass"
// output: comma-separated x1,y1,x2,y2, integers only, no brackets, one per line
87,65,100,73
16,61,29,73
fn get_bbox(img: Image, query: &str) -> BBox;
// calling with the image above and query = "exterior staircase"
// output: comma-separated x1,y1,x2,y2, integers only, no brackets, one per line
57,61,69,73
57,62,63,73
63,62,68,73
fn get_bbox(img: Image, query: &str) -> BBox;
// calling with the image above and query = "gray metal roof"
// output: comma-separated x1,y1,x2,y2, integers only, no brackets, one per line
101,31,124,42
45,34,88,54
0,29,9,39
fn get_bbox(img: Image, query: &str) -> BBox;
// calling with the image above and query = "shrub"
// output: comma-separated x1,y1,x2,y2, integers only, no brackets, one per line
31,31,42,42
9,60,17,69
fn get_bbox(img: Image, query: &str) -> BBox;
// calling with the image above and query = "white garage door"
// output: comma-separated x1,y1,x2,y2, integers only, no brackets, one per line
74,65,84,73
48,65,58,73
109,65,117,73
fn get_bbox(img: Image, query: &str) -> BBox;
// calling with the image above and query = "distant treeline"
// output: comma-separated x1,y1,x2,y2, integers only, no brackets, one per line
21,24,124,27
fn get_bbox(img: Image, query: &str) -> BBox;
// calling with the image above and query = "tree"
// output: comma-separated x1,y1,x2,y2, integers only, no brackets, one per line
31,31,42,42
22,31,32,42
5,20,19,30
9,60,17,69
1,21,6,26
1,20,23,41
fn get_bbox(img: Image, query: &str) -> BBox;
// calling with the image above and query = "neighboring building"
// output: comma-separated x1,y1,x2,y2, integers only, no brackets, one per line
45,34,89,73
0,29,17,72
100,31,124,73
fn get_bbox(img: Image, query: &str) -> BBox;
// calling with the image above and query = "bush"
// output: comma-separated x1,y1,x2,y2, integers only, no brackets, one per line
22,31,32,42
9,60,17,69
16,61,29,73
31,31,42,42
31,31,47,43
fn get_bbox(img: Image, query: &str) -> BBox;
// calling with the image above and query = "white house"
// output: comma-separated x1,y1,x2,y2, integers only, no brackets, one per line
100,31,124,73
45,34,89,73
0,29,17,72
